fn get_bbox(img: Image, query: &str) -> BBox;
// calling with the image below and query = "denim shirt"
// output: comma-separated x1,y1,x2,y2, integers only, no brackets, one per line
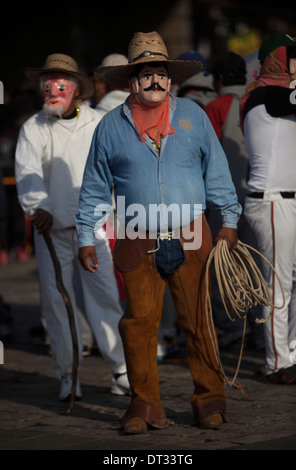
75,94,241,247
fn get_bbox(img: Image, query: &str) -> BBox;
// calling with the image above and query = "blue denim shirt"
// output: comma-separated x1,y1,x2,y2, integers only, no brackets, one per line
75,94,241,247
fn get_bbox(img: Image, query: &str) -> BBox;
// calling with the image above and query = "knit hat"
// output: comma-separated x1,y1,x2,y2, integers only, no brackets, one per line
212,51,246,85
24,53,95,100
258,33,296,64
95,31,202,88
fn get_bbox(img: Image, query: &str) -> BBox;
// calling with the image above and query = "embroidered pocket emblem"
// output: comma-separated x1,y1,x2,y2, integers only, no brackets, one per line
178,119,193,130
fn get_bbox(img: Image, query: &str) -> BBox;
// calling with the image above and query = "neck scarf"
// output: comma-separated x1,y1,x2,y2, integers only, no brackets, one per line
129,93,176,146
240,46,291,125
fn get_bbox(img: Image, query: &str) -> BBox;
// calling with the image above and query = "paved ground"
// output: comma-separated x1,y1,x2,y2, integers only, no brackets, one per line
0,255,295,457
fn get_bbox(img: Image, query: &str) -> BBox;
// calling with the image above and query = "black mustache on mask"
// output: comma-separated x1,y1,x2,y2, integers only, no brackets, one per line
143,83,166,92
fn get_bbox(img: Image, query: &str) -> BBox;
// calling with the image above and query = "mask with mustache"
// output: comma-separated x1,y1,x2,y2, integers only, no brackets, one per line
143,83,166,92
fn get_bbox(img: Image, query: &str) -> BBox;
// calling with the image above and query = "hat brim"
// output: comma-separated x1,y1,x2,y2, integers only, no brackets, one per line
24,67,95,101
95,59,202,89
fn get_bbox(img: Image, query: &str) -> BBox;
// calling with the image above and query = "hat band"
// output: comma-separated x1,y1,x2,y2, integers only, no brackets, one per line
130,50,169,63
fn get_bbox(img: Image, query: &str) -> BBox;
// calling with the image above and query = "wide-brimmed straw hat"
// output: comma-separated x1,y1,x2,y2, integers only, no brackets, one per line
24,53,95,100
95,31,202,88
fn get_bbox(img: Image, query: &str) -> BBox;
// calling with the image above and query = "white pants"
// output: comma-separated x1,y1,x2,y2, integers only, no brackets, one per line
244,191,296,374
34,228,126,378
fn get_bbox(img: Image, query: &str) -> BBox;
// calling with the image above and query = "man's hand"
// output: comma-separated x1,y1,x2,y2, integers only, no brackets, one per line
32,208,53,234
214,227,238,250
79,246,98,273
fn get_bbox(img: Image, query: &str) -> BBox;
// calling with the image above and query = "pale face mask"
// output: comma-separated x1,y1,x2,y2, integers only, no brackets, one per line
129,64,171,106
41,73,78,117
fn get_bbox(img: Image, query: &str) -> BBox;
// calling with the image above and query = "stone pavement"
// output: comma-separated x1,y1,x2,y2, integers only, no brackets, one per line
0,255,295,457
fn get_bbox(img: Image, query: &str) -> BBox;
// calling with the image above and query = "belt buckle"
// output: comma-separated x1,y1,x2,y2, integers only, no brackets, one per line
159,231,175,241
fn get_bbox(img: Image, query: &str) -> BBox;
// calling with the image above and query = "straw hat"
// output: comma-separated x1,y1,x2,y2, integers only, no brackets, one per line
95,31,202,88
24,53,95,100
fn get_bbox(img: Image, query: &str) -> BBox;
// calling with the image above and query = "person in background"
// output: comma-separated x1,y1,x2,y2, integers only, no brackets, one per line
87,53,129,110
15,53,130,401
241,33,296,384
176,51,217,109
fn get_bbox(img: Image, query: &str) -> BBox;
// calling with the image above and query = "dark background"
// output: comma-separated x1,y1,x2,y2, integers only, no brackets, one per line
1,0,296,95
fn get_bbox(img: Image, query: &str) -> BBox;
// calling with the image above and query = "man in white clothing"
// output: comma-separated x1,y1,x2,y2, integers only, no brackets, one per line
94,53,130,118
15,53,130,400
241,34,296,384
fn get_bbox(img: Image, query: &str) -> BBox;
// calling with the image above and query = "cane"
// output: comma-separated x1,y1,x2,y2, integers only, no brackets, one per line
43,232,79,414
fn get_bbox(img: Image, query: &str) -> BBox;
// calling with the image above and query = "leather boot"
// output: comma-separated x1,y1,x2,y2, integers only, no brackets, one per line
199,412,224,430
123,416,148,434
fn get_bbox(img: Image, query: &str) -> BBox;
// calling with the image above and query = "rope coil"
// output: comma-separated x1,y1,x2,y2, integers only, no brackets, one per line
204,239,285,391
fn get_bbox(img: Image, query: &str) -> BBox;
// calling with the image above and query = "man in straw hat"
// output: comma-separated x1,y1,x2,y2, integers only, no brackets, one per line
76,32,241,433
15,53,130,401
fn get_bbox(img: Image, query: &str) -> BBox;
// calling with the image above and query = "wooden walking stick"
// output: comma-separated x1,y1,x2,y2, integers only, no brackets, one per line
43,232,79,414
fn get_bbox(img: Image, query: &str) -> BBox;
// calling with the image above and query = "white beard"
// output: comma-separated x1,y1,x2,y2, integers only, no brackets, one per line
43,103,65,118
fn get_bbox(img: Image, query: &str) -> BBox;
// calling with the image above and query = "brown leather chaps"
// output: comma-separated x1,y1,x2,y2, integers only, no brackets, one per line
113,215,226,428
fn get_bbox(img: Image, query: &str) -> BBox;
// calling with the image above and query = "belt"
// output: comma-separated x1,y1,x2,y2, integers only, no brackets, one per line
247,191,295,199
147,230,178,253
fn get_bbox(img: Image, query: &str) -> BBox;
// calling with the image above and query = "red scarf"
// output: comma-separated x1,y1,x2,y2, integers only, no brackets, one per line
129,93,176,146
240,46,292,128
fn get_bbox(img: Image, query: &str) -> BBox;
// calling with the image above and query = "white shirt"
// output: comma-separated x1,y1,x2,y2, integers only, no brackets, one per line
244,104,296,192
15,103,102,230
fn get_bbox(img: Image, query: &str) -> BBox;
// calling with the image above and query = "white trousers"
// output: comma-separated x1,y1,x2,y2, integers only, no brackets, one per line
244,192,296,374
34,228,126,378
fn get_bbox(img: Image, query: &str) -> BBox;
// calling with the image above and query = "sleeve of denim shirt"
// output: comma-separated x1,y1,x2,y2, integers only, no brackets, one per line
75,123,113,248
201,112,242,228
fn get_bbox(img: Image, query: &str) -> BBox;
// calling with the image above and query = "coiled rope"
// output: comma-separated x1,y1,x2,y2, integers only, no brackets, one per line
204,239,285,392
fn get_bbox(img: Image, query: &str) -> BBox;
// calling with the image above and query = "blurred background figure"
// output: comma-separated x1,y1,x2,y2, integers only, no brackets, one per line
245,49,261,86
93,53,130,116
206,51,249,205
87,53,129,111
241,33,296,383
175,51,217,109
